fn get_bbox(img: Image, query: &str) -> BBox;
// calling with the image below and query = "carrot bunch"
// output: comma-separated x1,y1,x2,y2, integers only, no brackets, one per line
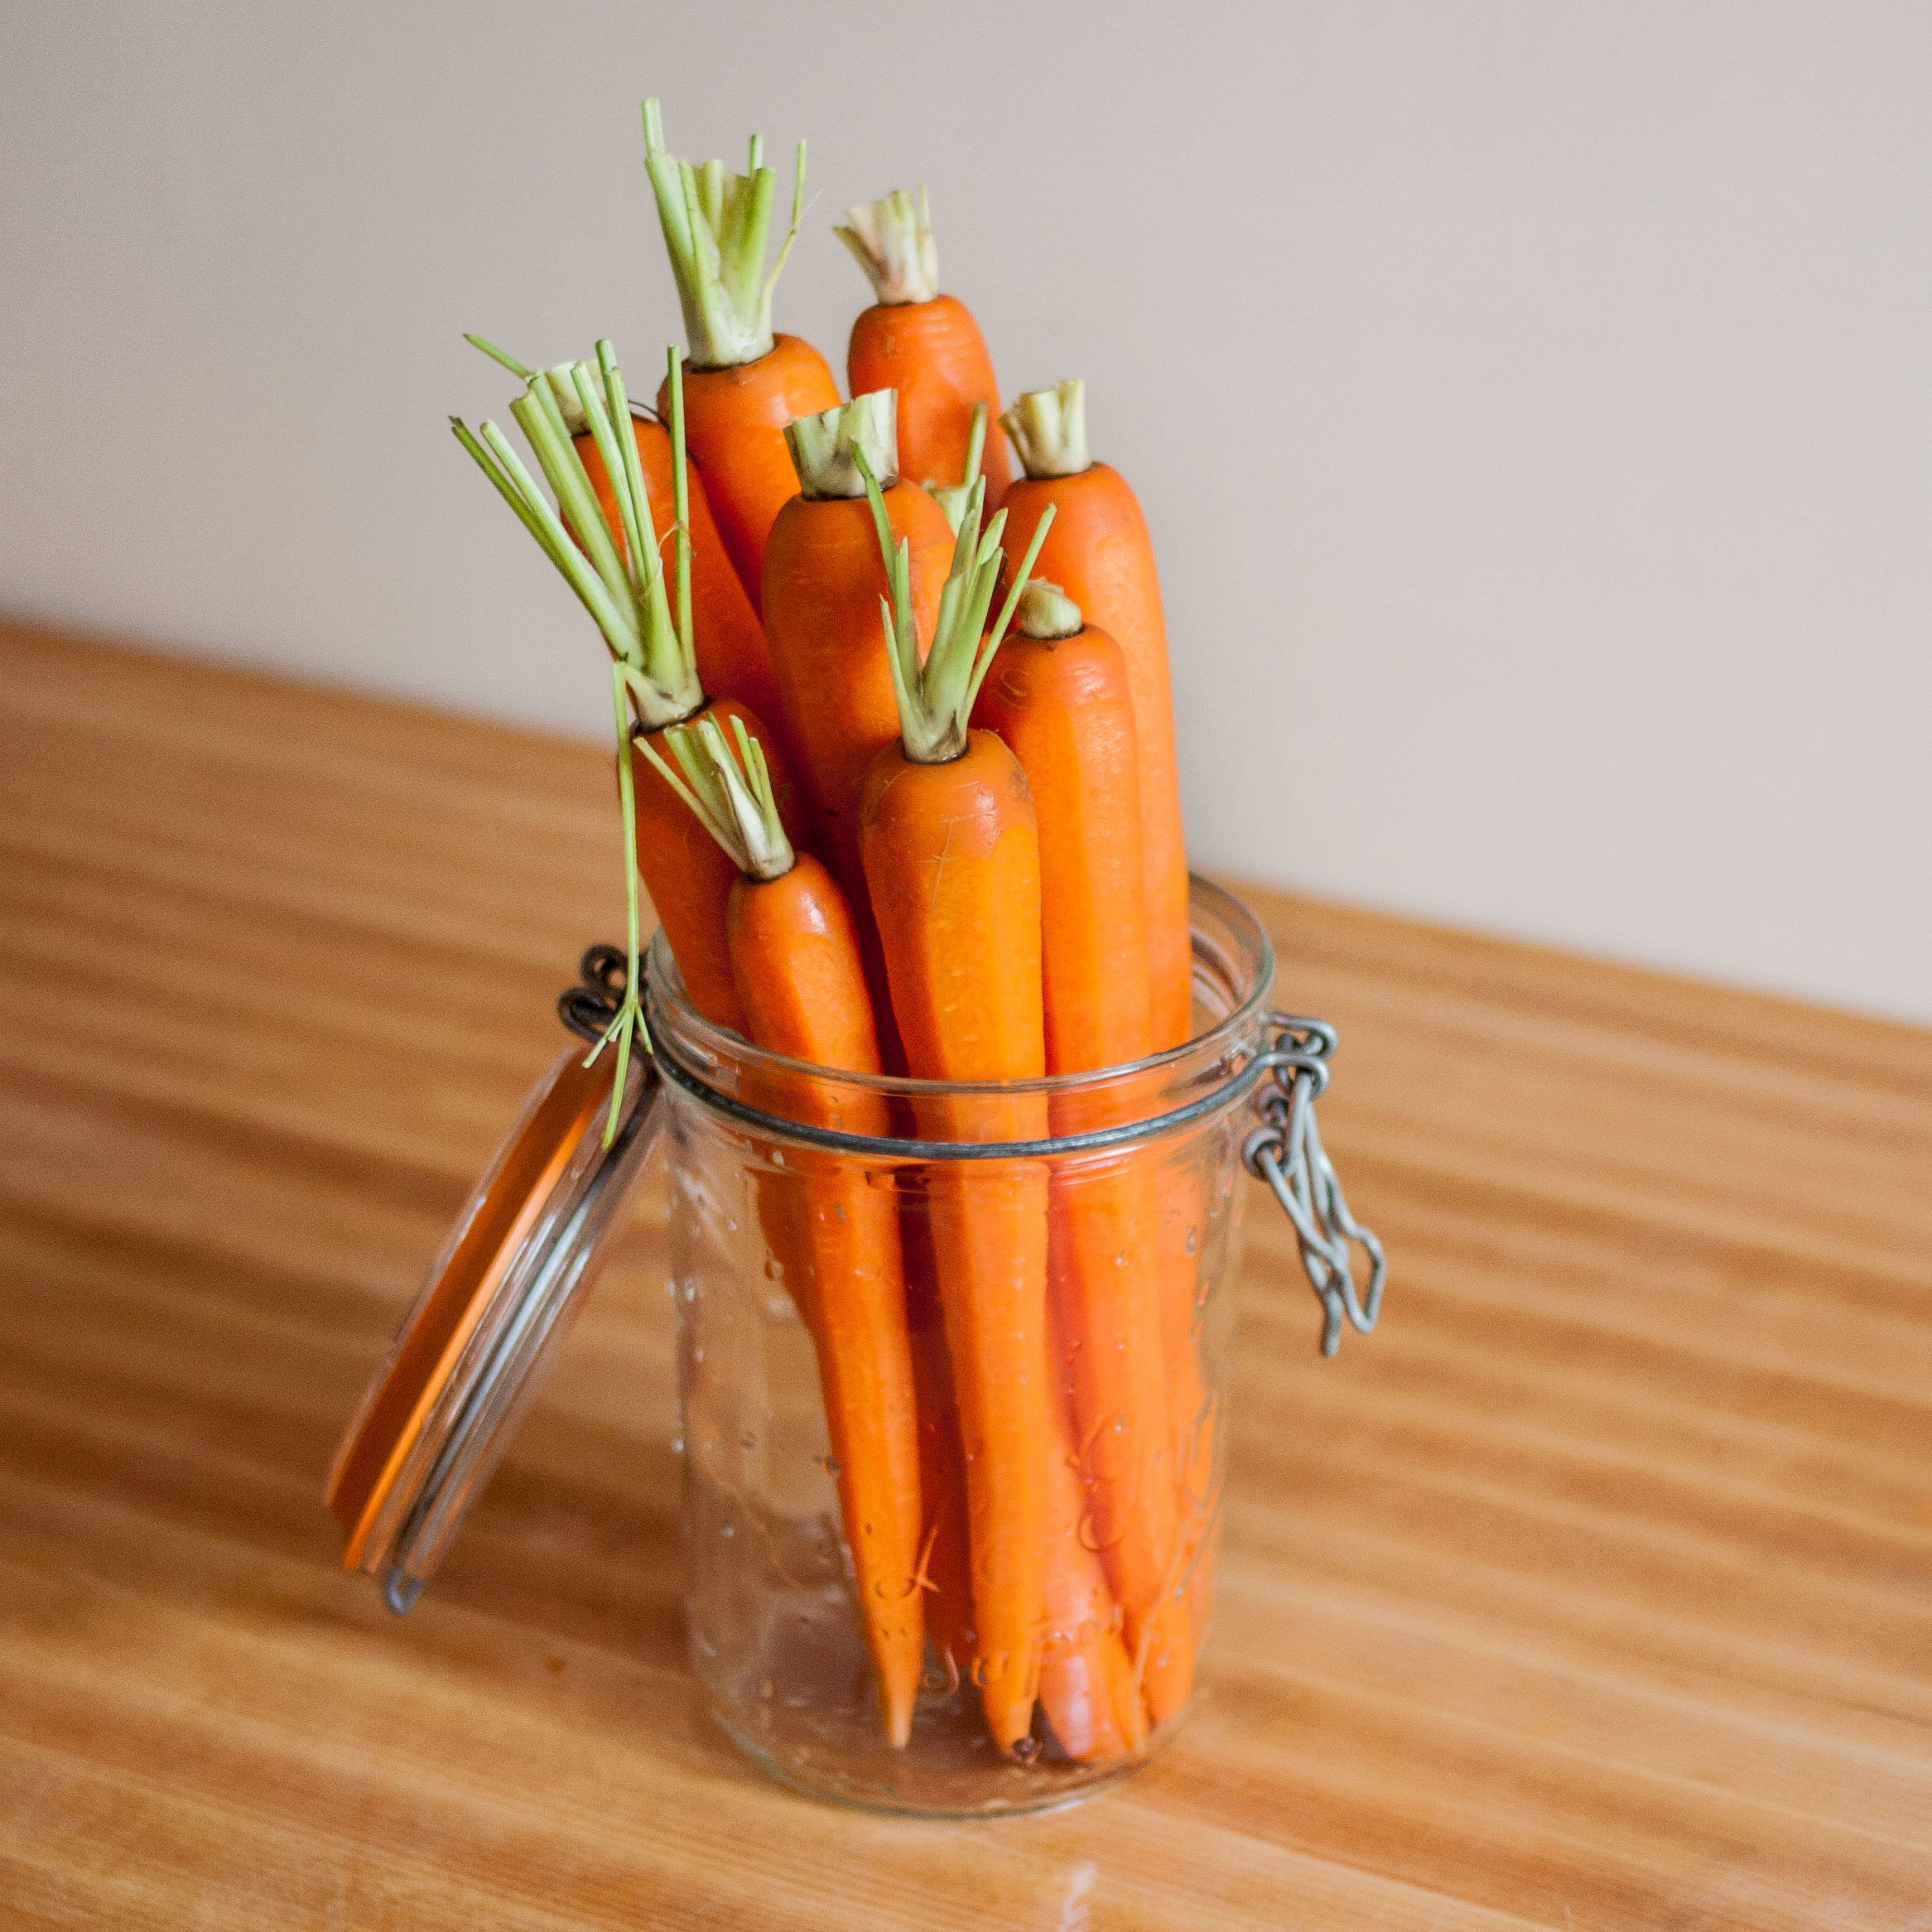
453,102,1206,1766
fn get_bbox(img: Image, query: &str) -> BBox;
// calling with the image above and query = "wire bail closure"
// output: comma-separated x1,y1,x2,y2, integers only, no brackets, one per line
559,942,634,1044
1241,1014,1386,1356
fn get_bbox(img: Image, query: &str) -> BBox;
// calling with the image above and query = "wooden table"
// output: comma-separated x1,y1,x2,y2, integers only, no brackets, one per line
3,621,1929,1930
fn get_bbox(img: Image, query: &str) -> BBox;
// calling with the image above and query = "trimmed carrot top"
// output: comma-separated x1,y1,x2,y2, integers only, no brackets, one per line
1001,378,1090,480
835,186,939,306
636,714,794,884
643,98,805,371
855,454,1054,766
783,393,899,502
1014,577,1083,640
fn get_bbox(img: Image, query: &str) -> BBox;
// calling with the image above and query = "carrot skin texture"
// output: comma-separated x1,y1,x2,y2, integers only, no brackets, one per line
977,627,1192,1722
1038,1303,1149,1762
974,627,1150,1080
657,334,840,615
726,855,924,1746
763,485,956,896
762,483,957,1062
860,732,1050,1752
998,466,1192,1049
901,1213,977,1686
848,294,1012,503
573,420,807,796
631,696,807,1033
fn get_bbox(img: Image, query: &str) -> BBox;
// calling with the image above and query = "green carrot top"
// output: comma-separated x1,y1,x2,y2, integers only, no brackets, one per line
643,98,805,371
835,185,938,306
451,335,702,1140
637,713,795,884
451,338,702,730
924,402,988,532
857,456,1054,766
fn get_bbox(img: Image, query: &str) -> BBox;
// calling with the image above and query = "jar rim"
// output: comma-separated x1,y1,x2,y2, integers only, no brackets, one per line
643,874,1277,1154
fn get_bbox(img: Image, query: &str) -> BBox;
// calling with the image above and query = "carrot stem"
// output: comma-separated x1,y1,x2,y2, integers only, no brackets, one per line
1002,379,1090,480
666,347,694,669
856,452,1052,764
454,339,701,725
783,393,899,501
925,402,988,534
643,98,805,370
580,658,650,1145
835,185,939,306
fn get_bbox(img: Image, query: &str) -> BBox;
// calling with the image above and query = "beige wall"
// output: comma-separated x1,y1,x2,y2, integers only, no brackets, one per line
3,2,1927,1020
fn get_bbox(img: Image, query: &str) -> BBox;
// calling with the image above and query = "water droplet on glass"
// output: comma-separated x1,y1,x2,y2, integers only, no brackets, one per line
821,1456,842,1478
1186,1227,1198,1256
740,1433,756,1451
720,1519,735,1538
1010,1734,1042,1764
670,1436,683,1454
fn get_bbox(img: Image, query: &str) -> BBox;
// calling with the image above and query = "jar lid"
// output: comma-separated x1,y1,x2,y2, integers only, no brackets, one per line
325,995,658,1612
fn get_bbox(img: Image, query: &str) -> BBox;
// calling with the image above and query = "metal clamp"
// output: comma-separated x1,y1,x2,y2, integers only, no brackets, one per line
558,942,634,1044
1242,1014,1386,1358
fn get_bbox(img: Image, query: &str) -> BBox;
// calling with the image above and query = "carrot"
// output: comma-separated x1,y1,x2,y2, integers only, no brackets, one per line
463,334,795,759
855,455,1055,1753
900,1226,978,1689
451,340,799,1120
836,188,1012,507
923,403,989,537
637,714,924,1747
642,100,840,612
998,381,1193,1049
1158,1169,1221,1650
1038,1298,1149,1763
763,393,958,1060
975,579,1192,1725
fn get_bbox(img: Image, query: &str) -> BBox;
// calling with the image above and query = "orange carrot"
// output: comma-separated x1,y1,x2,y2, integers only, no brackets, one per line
855,456,1055,1753
998,381,1193,1049
662,335,840,614
1038,1300,1149,1763
975,579,1192,1725
631,691,808,1031
638,715,924,1747
763,394,957,1059
973,584,1151,1079
642,102,840,612
900,1215,978,1690
836,188,1011,506
1158,1168,1220,1650
452,341,797,1072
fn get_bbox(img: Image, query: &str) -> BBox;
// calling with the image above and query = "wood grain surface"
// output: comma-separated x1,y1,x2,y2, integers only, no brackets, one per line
2,620,1930,1930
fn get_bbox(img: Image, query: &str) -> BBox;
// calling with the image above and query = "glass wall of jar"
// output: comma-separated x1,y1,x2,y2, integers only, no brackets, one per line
648,879,1274,1816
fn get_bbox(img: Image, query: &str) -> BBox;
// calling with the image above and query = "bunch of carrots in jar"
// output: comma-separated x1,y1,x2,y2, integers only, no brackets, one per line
451,101,1206,1766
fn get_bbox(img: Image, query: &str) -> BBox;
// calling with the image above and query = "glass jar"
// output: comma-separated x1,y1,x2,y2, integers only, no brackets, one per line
649,877,1273,1815
327,876,1382,1819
